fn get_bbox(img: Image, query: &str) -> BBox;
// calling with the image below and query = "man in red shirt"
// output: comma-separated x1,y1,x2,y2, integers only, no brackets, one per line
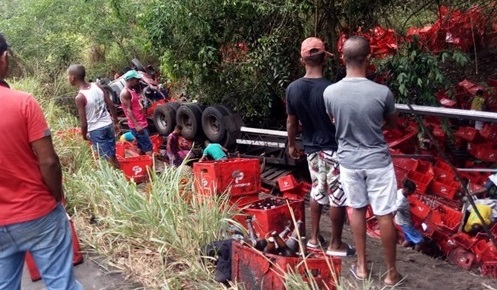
0,33,81,290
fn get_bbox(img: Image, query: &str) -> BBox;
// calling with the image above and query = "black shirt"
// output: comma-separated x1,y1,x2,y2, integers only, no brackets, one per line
286,77,337,154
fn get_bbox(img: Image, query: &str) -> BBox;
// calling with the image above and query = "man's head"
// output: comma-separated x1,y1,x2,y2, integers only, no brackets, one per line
67,64,86,86
0,33,10,80
402,179,417,196
173,125,182,134
204,140,210,147
300,37,330,67
342,35,371,68
123,70,142,88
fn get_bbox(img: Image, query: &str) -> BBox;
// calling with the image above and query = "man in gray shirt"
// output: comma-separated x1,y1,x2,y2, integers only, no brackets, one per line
324,36,402,287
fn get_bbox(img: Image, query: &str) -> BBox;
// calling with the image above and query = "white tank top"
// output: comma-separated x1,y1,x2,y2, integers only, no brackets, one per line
79,83,112,131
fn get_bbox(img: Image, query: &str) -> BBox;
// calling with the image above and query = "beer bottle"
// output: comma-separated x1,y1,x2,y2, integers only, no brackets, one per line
272,231,296,257
245,217,258,245
279,225,292,239
291,220,304,238
285,236,299,253
263,237,277,255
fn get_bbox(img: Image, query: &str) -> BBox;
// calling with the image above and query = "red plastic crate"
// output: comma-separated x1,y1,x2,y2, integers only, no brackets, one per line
454,127,479,142
234,197,304,238
385,127,418,154
430,204,462,233
468,142,497,162
406,170,433,194
150,134,164,154
433,167,455,181
232,241,341,290
193,158,261,197
452,232,478,250
408,195,431,221
115,141,138,158
482,261,497,278
472,239,489,263
448,247,475,270
429,180,459,200
416,160,434,176
392,157,418,172
434,159,453,173
480,124,497,140
432,125,446,139
431,230,457,256
118,155,153,183
277,174,299,192
394,166,408,187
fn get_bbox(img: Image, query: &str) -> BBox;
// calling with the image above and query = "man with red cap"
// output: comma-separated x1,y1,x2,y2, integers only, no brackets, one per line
286,37,355,257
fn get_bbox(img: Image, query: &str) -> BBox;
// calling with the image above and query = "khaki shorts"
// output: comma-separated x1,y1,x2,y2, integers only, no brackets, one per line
307,150,346,206
340,163,397,216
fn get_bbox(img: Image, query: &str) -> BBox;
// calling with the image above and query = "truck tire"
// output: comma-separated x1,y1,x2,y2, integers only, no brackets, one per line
202,105,229,143
101,85,119,104
131,58,146,72
219,105,235,115
153,104,176,136
176,103,202,139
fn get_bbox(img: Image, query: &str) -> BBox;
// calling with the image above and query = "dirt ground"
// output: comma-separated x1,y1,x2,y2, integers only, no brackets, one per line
310,207,497,290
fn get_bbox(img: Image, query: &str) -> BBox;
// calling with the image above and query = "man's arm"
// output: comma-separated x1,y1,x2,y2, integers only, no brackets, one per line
120,90,143,132
286,114,300,159
199,154,207,162
383,113,398,130
382,90,397,130
75,93,88,140
31,136,63,202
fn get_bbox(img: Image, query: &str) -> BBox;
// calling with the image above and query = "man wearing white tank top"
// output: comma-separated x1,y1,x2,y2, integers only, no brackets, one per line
67,64,120,168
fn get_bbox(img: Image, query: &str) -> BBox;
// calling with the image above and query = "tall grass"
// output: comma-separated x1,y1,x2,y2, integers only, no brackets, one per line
8,75,382,290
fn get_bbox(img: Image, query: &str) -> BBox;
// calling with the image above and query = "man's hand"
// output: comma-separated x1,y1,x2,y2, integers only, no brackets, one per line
114,124,121,136
84,133,90,141
135,125,144,134
288,145,301,159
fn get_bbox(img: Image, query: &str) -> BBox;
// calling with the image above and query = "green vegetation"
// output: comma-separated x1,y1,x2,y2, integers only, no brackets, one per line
4,0,491,122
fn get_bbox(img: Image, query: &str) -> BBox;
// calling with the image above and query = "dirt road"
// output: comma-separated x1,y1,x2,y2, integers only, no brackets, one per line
21,255,142,290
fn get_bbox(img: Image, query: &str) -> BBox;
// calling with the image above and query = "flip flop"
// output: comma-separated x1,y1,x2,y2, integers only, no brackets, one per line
384,274,404,288
326,243,356,257
306,241,321,249
349,265,367,281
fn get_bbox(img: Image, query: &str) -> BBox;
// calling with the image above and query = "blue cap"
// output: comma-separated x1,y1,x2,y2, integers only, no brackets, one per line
123,70,142,80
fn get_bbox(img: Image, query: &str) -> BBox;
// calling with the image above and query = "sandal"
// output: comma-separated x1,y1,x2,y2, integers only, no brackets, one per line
306,241,321,249
326,243,356,257
349,265,368,281
384,274,404,288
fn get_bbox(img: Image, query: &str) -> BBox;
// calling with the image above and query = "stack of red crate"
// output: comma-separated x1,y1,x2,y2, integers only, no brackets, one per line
193,158,305,237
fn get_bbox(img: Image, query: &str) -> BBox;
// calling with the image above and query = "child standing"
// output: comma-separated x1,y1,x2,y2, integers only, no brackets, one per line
395,179,424,251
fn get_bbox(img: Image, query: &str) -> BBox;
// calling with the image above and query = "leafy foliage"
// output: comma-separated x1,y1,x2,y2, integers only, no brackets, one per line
376,39,469,105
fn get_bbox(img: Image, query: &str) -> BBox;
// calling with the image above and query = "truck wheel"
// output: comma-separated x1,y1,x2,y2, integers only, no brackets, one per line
102,85,119,104
153,104,176,136
176,103,202,139
202,105,229,143
131,58,146,72
219,105,235,115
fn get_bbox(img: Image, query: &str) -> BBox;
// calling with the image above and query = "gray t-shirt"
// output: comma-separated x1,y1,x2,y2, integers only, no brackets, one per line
324,77,396,169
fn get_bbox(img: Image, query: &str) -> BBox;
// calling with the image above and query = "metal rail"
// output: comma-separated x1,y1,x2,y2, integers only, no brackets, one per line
396,104,497,123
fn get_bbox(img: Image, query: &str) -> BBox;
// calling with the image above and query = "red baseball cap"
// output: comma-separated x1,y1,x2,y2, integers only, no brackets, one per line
300,37,332,58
